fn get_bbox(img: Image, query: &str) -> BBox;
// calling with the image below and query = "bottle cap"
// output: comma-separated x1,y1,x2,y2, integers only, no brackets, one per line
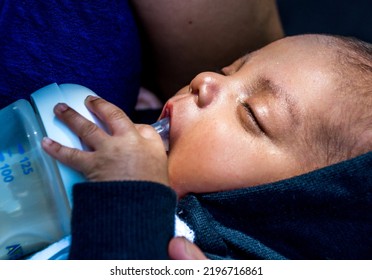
31,83,100,206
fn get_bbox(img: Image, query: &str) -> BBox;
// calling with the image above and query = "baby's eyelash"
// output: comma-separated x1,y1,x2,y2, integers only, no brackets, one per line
213,68,225,75
241,102,266,134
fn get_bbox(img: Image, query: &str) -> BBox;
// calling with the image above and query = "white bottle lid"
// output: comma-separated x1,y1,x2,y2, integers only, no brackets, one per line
31,83,102,206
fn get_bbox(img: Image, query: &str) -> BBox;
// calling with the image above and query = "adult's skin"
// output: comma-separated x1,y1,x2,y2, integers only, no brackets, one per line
130,0,284,101
168,237,208,260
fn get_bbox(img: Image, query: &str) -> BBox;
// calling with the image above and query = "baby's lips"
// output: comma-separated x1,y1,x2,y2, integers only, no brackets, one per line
159,102,171,121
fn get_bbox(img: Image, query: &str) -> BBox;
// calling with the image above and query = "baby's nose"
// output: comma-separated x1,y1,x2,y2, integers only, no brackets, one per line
189,72,223,107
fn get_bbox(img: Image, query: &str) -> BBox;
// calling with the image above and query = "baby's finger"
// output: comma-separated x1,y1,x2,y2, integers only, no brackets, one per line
41,137,91,173
54,103,107,149
85,96,135,136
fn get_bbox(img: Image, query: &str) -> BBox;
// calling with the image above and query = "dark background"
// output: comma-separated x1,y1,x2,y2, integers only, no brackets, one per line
277,0,372,43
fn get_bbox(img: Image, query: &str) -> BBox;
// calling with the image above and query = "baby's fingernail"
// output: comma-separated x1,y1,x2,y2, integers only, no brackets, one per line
42,137,53,146
86,95,100,102
55,103,69,113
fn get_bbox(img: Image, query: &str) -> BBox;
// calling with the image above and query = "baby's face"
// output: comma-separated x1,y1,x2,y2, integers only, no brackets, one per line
161,35,340,197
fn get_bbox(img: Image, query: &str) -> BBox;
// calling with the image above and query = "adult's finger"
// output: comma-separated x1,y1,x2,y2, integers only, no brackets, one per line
168,237,208,260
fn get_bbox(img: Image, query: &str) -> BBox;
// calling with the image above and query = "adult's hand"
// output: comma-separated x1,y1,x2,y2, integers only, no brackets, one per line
168,237,208,260
42,96,169,186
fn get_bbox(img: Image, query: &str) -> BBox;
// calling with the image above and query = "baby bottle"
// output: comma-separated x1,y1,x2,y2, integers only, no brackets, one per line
0,83,170,259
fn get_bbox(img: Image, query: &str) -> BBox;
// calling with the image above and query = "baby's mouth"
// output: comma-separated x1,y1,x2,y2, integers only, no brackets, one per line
159,101,171,120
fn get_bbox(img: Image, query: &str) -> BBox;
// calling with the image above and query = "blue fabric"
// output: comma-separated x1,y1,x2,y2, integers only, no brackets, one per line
0,1,141,116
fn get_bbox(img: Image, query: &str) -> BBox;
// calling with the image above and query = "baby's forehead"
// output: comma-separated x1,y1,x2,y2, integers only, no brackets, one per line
276,35,344,58
239,35,350,100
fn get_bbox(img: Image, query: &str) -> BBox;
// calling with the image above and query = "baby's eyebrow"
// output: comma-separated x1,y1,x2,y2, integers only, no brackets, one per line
239,52,300,127
255,77,300,128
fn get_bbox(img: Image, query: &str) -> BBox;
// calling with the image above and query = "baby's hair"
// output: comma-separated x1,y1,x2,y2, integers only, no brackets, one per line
320,35,372,165
335,35,372,75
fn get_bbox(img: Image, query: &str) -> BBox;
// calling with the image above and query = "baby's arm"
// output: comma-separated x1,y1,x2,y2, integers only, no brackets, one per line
42,96,169,186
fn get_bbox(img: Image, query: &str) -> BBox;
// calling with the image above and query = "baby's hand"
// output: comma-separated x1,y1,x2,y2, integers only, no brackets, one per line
42,96,169,186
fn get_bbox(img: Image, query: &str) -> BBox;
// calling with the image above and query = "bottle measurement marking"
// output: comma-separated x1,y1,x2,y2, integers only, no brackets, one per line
0,144,34,184
17,143,25,154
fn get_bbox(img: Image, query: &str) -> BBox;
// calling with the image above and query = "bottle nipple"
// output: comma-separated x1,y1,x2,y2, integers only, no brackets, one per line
151,117,170,151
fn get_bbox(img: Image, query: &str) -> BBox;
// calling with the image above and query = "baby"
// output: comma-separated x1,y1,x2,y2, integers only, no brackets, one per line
42,34,372,259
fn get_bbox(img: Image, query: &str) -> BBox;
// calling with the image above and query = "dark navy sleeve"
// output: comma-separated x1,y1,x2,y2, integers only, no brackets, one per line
68,181,177,259
0,1,141,116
